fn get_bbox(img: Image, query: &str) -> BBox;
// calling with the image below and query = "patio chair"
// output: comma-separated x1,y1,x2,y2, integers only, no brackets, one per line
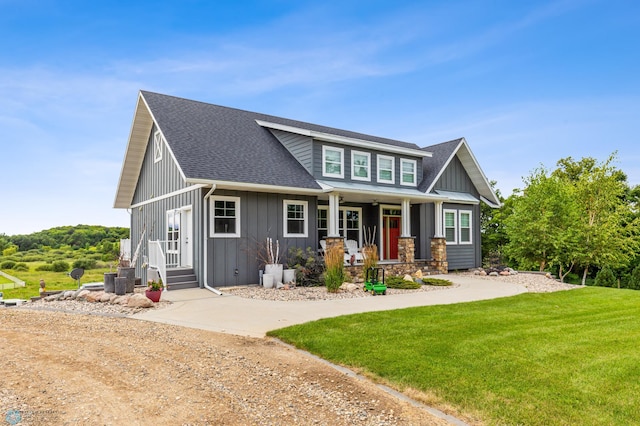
345,239,364,263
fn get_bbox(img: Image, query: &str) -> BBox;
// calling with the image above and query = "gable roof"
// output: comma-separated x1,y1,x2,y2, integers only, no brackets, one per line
419,138,501,207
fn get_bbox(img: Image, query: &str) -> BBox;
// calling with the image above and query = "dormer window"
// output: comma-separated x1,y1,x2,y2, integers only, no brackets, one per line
351,151,370,181
400,159,417,186
322,146,344,178
153,131,164,163
377,155,394,184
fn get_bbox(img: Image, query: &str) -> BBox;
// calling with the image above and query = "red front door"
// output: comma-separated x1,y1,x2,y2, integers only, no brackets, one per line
383,216,401,260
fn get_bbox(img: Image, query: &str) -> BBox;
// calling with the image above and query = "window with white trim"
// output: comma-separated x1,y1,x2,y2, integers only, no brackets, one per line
351,151,370,181
153,131,164,163
377,155,395,184
210,196,240,237
400,158,417,186
322,146,344,178
166,209,180,253
459,211,472,244
284,200,308,237
444,210,457,244
318,206,362,244
317,207,328,241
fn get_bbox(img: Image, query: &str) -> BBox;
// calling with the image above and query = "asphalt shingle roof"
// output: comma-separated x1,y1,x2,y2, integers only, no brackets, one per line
141,91,422,190
418,138,463,192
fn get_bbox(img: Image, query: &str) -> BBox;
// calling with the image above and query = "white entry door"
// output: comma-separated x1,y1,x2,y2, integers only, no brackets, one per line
180,207,193,267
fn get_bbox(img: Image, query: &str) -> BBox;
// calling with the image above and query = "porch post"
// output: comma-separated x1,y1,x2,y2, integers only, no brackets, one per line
328,193,340,237
434,201,444,238
400,198,411,238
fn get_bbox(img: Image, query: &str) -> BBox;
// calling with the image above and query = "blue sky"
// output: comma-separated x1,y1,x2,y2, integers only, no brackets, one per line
1,0,638,235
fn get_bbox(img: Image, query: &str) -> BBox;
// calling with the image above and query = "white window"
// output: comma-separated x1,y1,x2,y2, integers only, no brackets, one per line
377,155,395,184
351,151,370,181
284,200,308,237
444,209,457,244
322,146,344,178
459,211,472,244
153,131,164,163
166,210,180,253
210,196,240,238
317,206,362,244
400,159,417,186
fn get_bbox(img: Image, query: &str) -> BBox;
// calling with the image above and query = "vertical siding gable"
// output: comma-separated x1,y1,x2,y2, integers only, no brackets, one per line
269,129,314,173
132,125,188,205
433,155,478,196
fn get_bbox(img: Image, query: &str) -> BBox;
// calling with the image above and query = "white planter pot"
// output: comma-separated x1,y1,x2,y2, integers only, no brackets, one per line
264,264,283,284
283,268,296,284
262,274,275,289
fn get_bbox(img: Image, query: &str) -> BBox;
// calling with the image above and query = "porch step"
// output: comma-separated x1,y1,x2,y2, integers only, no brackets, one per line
165,268,199,290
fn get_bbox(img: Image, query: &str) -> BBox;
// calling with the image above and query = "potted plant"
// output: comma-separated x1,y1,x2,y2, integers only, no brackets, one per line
262,238,283,286
145,278,163,303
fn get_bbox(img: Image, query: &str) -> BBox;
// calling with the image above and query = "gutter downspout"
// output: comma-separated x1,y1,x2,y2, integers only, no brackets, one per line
203,185,223,296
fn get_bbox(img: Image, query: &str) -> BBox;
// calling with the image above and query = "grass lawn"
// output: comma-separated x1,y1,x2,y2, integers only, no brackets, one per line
269,287,640,425
0,274,13,285
0,263,113,299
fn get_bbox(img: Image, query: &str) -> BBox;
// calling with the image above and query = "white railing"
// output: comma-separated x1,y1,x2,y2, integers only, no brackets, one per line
148,240,167,289
0,271,26,290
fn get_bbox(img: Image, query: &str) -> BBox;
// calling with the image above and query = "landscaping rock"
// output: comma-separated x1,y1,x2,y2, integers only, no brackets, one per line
100,293,112,303
75,290,91,300
63,290,76,300
85,291,104,303
127,294,154,308
403,274,413,282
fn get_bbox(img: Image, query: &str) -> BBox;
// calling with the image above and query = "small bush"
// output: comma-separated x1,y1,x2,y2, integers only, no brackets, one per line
0,260,16,270
73,258,98,270
422,277,453,286
385,275,421,289
627,266,640,290
288,247,324,287
12,263,29,272
35,264,54,271
595,266,616,288
52,260,70,272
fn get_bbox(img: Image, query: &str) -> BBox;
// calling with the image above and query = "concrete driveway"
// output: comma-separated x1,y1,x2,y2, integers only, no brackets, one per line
133,274,526,338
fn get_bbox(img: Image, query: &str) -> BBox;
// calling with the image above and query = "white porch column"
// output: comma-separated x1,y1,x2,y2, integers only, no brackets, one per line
401,198,411,238
328,193,341,237
434,201,444,238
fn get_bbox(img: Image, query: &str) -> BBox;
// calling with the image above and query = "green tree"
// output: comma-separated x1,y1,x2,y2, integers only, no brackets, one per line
480,181,508,266
504,168,579,275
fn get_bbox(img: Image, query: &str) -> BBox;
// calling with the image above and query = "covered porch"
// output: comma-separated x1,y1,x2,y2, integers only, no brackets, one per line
317,181,449,276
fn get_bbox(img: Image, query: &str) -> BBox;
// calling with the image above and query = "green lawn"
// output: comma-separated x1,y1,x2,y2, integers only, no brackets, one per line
268,287,640,425
0,274,13,285
0,263,113,299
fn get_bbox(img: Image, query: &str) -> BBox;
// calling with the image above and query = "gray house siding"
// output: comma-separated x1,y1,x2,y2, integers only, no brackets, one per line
132,124,188,205
207,190,318,287
442,202,480,270
269,129,313,174
129,126,204,285
413,203,435,260
433,156,477,195
312,142,424,187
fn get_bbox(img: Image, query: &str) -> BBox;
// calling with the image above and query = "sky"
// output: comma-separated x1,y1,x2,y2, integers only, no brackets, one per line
1,0,638,235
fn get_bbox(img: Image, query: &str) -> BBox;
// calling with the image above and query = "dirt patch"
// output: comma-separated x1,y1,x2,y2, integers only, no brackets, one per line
0,309,449,425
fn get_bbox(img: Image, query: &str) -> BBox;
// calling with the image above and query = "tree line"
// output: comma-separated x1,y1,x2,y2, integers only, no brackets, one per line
481,152,640,287
0,225,129,253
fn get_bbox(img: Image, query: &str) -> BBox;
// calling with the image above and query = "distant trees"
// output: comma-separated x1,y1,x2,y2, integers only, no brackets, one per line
6,225,129,252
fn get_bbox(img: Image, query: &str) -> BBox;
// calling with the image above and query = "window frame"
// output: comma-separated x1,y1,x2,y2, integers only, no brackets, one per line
153,130,164,163
317,206,362,245
210,196,241,238
351,150,371,181
444,209,457,245
322,146,344,178
459,210,472,245
377,154,395,184
400,158,417,187
166,209,180,253
283,200,308,238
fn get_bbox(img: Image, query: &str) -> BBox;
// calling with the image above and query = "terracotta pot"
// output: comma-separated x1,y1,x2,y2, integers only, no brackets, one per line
145,289,162,303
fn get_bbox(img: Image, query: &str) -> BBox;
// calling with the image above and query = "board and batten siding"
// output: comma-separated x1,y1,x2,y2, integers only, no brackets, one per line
433,155,478,195
269,129,313,174
312,142,423,186
207,190,318,287
129,125,204,286
442,202,481,270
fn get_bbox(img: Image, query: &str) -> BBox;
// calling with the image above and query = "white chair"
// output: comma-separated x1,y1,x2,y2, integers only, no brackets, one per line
345,239,364,263
319,240,326,256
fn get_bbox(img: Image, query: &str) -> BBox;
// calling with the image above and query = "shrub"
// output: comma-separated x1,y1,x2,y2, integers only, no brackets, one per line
385,275,421,289
73,258,97,270
595,266,616,288
52,260,70,272
12,263,29,272
2,245,18,257
35,264,54,271
0,260,16,270
422,277,453,286
324,246,344,293
288,247,324,287
362,244,378,272
627,266,640,290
